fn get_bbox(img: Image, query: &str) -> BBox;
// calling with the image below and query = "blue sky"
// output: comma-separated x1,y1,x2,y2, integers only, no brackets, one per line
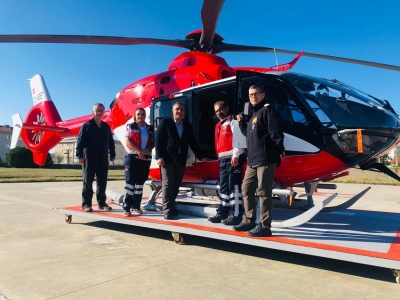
1,0,400,126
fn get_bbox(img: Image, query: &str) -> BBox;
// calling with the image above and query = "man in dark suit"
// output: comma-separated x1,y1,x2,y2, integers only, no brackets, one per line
155,102,207,219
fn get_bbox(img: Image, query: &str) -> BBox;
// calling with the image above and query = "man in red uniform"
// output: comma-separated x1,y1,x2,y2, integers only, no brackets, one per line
208,101,245,225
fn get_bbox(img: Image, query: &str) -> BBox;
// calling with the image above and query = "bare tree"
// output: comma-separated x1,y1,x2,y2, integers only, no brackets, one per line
53,153,65,164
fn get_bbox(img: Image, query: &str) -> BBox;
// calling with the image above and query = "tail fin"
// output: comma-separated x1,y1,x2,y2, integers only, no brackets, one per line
10,113,23,149
18,74,67,166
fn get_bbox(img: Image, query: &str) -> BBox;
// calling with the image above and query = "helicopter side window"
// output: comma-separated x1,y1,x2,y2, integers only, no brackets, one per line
152,96,189,129
304,96,336,128
264,87,309,124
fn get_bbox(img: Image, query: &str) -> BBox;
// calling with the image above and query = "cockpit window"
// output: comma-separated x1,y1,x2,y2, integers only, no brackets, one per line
282,73,384,109
282,73,396,129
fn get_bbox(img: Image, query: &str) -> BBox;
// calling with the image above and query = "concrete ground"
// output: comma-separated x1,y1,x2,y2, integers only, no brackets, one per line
0,181,399,300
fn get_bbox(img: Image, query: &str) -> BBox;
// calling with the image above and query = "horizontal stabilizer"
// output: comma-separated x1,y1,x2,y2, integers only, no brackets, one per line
22,123,67,133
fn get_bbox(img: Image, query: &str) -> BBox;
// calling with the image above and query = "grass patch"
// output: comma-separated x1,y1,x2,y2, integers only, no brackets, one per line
0,168,124,183
332,176,400,186
1,167,399,185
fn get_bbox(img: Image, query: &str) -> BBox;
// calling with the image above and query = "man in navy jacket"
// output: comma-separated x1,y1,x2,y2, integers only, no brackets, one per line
76,103,116,212
155,102,207,219
234,84,285,236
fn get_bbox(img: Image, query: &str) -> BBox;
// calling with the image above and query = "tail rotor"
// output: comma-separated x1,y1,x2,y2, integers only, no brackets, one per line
31,111,45,145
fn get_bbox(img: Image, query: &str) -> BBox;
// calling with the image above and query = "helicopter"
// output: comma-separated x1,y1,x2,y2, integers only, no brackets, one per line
4,0,400,200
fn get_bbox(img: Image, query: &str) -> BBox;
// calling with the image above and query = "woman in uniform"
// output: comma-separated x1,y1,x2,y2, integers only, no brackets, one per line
123,108,154,216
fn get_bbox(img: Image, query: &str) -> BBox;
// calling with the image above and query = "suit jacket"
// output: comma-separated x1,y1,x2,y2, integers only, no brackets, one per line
155,117,203,165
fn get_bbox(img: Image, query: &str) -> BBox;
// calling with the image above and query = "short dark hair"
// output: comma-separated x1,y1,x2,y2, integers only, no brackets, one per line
214,101,228,109
249,84,264,93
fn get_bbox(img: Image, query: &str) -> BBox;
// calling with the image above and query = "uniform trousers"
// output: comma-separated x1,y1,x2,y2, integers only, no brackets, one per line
217,157,244,217
123,154,151,211
81,150,109,208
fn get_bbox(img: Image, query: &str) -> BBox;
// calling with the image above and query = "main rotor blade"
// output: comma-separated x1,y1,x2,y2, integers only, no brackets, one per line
199,0,225,50
213,42,400,71
0,34,194,49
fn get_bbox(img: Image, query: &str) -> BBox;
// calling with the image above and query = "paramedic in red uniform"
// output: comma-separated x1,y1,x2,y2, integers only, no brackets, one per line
76,103,116,212
123,108,154,216
208,101,245,226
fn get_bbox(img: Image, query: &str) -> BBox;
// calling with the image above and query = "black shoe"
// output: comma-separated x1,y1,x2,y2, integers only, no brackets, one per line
208,212,228,223
163,213,171,220
233,222,256,231
82,205,93,212
99,204,112,211
222,214,242,226
170,209,179,216
247,224,272,237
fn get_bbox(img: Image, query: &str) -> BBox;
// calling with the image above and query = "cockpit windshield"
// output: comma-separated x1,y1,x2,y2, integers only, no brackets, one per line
280,72,400,165
281,73,397,130
282,73,384,107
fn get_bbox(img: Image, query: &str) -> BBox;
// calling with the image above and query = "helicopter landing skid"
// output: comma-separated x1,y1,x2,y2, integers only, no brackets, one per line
272,193,337,228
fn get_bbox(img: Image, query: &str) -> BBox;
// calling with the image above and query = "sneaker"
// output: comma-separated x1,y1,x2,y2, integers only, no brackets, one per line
83,205,93,212
247,224,272,237
123,210,132,217
222,214,242,226
232,222,256,232
207,212,228,223
163,213,171,220
132,208,143,215
99,204,112,211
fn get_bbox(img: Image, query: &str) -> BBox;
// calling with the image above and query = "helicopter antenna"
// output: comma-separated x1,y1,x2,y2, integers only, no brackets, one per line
274,48,279,67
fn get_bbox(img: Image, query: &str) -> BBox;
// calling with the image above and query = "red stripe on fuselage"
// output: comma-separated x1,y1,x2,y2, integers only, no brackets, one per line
149,151,348,184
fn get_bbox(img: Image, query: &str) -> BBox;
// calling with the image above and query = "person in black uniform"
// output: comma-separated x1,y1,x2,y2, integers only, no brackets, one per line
155,102,208,219
234,84,285,237
76,103,116,212
123,107,154,216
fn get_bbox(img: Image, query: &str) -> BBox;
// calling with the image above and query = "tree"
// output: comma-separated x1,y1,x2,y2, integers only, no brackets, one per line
6,147,53,168
6,146,35,168
380,153,390,165
53,153,65,164
45,153,53,166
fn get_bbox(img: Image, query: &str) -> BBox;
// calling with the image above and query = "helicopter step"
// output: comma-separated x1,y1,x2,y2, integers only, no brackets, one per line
60,196,400,283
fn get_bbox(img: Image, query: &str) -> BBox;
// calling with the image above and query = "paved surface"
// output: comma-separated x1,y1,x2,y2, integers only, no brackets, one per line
0,181,399,300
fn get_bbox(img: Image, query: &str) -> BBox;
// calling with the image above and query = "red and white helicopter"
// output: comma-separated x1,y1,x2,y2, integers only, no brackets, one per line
4,0,400,212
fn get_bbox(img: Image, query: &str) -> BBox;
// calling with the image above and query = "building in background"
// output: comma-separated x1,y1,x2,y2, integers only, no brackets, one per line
389,145,398,160
0,125,25,162
54,137,126,165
